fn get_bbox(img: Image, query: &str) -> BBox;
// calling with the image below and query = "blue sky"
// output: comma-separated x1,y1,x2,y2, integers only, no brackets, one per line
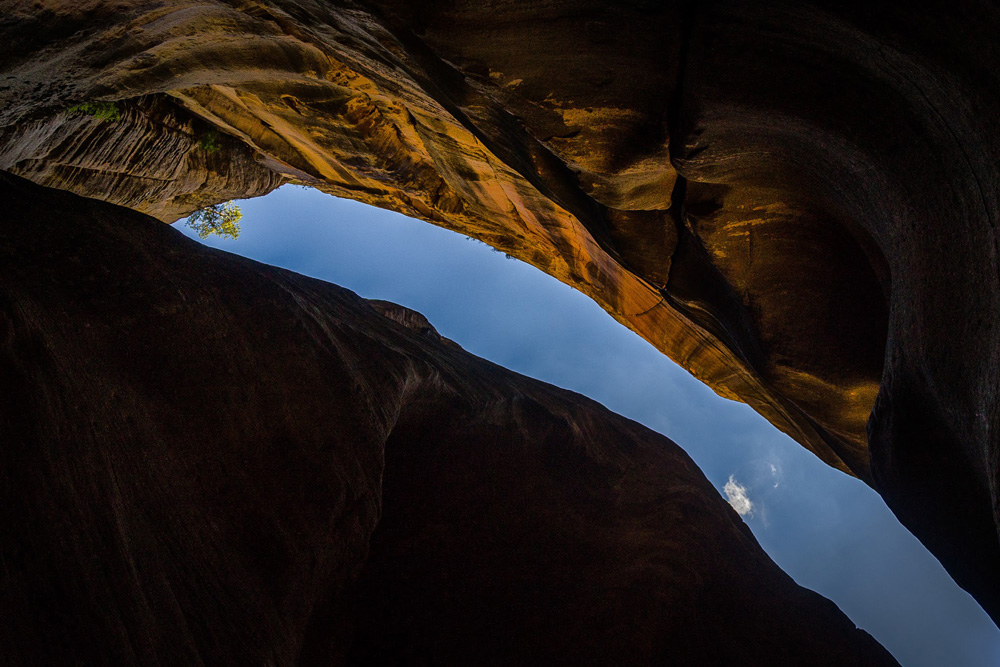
180,185,1000,666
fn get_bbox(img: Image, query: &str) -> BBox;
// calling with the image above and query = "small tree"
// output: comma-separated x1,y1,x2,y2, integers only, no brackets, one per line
185,201,242,240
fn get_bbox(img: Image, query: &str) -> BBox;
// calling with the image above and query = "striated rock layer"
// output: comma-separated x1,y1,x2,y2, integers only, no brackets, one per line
1,0,1000,625
0,172,896,665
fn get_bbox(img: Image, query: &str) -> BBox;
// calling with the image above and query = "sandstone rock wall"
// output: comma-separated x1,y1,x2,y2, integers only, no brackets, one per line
0,172,896,665
0,94,283,220
2,0,999,628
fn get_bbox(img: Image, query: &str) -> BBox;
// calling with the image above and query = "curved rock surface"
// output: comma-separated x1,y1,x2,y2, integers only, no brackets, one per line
0,172,896,664
1,0,999,627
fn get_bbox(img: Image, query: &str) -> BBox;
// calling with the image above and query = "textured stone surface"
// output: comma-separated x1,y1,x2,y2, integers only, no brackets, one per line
1,0,1000,628
0,94,284,221
0,0,860,475
0,172,896,665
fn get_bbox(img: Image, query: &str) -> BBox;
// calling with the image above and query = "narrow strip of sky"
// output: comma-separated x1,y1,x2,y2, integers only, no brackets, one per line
179,185,1000,667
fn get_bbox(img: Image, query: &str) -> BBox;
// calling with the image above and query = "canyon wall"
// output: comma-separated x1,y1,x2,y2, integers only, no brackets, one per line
1,0,999,628
0,172,895,664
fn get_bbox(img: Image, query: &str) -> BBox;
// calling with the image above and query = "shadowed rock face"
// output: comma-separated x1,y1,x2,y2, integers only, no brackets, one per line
1,0,999,628
0,172,896,665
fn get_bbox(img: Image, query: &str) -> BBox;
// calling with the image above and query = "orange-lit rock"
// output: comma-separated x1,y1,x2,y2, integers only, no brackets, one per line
0,0,865,477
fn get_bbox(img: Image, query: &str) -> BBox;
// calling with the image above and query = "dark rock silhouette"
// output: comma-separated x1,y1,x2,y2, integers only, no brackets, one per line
0,172,896,664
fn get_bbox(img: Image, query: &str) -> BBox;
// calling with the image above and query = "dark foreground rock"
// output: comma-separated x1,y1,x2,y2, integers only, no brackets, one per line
0,173,895,665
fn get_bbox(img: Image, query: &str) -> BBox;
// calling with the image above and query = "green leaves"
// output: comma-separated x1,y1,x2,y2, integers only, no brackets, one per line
185,201,243,240
198,130,221,153
68,101,122,123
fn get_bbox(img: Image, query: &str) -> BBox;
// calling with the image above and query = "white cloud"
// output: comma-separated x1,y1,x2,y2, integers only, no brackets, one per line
724,475,754,517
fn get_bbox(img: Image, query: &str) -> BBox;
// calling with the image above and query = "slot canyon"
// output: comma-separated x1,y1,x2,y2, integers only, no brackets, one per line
3,1,1000,663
